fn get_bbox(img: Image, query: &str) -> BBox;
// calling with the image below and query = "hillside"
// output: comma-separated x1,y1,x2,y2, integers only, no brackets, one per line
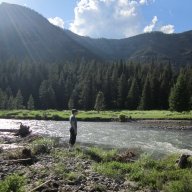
0,3,99,62
0,3,192,65
67,30,192,65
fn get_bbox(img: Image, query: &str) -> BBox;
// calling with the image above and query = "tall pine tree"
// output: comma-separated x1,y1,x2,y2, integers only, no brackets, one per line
117,73,127,109
27,95,35,110
127,78,140,110
139,76,152,110
15,90,24,109
169,71,190,112
39,80,56,109
94,91,105,113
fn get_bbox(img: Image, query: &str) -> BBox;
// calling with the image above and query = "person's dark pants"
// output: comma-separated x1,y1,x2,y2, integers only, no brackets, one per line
69,128,76,146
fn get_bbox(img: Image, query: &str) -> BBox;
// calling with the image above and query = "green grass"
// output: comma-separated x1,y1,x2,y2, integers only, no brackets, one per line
84,147,117,162
0,173,26,192
94,153,192,191
0,109,191,121
30,138,58,155
2,143,192,192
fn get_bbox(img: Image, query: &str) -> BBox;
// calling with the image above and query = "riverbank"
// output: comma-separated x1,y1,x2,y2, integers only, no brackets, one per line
0,110,192,121
1,131,192,192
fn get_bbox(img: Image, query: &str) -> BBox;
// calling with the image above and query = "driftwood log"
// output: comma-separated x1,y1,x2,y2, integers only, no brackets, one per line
0,148,36,165
176,154,191,168
0,129,17,133
0,158,33,165
115,150,136,163
0,123,32,137
0,148,35,165
14,123,31,137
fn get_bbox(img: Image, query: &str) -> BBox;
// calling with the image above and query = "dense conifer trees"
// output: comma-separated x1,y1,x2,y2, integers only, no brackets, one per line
169,70,190,112
0,59,191,111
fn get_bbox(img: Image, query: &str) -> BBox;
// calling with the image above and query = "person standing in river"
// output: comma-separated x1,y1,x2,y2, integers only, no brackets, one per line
69,109,78,148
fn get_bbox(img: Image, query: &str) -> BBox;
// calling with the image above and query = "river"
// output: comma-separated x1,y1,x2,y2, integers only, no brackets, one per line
0,119,192,156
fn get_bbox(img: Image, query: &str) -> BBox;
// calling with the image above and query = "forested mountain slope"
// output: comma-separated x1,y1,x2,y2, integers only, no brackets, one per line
66,30,192,66
0,3,99,62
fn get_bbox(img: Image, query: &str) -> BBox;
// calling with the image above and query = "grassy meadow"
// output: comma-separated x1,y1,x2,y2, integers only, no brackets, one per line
0,110,191,121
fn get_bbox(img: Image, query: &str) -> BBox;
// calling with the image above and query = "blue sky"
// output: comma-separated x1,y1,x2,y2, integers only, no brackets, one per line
0,0,191,39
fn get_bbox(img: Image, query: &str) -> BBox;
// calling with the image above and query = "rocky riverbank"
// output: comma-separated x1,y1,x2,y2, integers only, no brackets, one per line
0,131,152,192
1,128,192,192
135,119,192,130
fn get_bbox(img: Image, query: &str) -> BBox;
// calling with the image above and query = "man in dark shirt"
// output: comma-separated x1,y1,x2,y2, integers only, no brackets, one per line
69,109,78,148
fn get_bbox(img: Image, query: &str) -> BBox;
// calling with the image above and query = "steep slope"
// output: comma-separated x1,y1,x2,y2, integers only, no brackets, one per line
0,3,192,66
0,3,99,62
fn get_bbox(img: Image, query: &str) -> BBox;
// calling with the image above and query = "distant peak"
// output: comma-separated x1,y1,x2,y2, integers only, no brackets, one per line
0,2,25,8
0,2,11,5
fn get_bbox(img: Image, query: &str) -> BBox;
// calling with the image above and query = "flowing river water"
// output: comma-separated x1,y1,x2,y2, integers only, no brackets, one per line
0,119,192,157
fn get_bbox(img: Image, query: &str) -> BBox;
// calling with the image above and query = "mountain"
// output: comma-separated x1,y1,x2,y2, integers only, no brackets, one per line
0,2,192,66
67,30,192,65
0,2,99,62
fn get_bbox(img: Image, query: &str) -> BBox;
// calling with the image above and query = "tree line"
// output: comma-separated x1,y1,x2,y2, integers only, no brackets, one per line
0,58,191,112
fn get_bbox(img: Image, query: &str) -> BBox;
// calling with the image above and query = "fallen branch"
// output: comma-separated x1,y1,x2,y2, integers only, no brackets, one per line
29,180,52,192
0,158,33,165
0,129,18,133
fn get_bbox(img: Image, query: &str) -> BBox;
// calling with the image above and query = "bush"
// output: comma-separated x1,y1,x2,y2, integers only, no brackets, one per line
119,114,127,122
164,176,192,192
51,114,63,120
0,174,26,192
31,138,56,155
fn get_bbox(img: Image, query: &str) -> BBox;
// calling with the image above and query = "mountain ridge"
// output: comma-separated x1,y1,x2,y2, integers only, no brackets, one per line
0,2,192,66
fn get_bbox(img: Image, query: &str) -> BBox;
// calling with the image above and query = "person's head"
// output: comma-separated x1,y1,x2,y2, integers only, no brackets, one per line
72,109,78,115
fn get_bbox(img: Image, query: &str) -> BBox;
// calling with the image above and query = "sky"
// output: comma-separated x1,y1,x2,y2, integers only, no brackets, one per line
0,0,192,39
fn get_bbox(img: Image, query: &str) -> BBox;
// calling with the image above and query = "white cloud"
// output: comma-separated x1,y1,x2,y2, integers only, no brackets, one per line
48,17,65,29
139,0,147,5
143,16,158,33
144,16,175,34
140,0,155,5
160,25,175,34
70,0,155,39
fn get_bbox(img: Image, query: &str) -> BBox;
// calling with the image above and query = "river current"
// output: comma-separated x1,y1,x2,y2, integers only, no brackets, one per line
0,119,192,156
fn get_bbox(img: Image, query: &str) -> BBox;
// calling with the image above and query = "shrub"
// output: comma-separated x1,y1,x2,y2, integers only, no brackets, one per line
164,176,192,192
31,138,56,155
119,114,127,122
51,114,62,120
0,174,26,192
